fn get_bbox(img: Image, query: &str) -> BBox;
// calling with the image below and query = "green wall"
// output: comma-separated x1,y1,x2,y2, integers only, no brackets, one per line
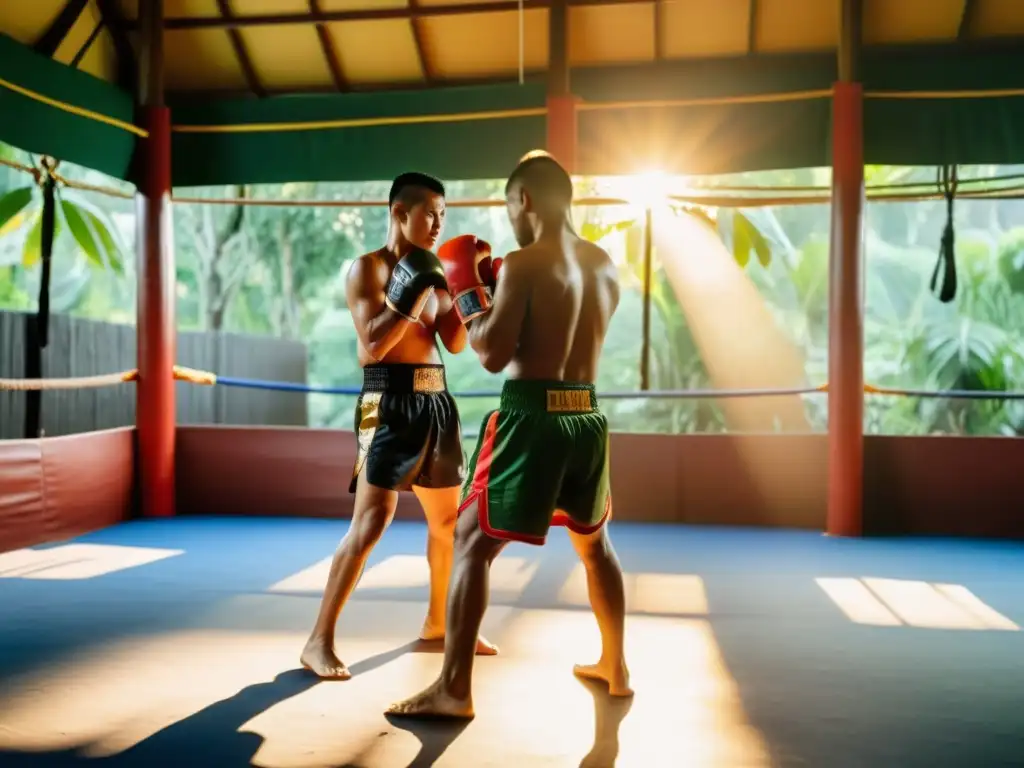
3,31,1024,185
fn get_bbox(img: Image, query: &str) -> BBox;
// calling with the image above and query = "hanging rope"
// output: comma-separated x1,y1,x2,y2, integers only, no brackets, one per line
930,165,959,303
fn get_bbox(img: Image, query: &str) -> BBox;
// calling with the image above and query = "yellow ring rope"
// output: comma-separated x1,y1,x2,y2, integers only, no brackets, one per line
170,87,1024,135
3,62,1024,139
0,366,219,391
173,106,549,134
10,165,1024,209
0,371,138,391
0,75,148,138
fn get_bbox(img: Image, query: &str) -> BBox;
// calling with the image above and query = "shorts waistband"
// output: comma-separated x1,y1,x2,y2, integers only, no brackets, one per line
361,364,447,394
499,379,598,414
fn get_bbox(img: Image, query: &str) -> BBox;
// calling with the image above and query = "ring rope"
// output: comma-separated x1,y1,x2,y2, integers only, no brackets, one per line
5,369,1024,400
0,370,137,391
0,75,148,138
4,65,1024,140
6,155,1024,208
171,86,1024,135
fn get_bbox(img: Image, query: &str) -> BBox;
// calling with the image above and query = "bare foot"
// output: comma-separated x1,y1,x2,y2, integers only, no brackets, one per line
420,622,499,656
300,638,351,680
386,680,474,719
573,660,633,697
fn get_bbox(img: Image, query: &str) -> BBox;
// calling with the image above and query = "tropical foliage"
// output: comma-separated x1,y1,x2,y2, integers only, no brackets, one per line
2,141,1024,436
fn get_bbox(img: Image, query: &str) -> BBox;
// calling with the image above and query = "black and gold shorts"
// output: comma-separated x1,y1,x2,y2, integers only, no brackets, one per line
350,364,465,493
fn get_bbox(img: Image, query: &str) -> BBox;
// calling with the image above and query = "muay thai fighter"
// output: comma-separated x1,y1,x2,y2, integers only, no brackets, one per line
301,172,496,680
388,152,631,718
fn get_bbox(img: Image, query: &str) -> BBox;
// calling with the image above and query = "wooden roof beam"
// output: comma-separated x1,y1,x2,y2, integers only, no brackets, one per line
216,0,267,97
653,0,663,60
129,0,653,30
958,0,977,41
34,0,91,56
747,0,758,54
309,0,349,91
407,0,434,83
95,0,137,92
69,17,107,68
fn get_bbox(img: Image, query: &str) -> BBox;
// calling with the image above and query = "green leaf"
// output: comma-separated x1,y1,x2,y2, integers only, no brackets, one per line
580,218,637,244
0,186,34,234
22,210,62,268
60,198,124,274
731,211,752,267
746,214,773,267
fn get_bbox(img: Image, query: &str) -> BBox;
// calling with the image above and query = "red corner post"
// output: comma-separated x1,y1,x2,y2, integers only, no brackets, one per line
826,81,865,537
546,94,579,173
136,106,176,518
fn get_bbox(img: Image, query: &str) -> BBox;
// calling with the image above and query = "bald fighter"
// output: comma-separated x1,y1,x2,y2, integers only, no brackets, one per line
301,172,496,680
387,152,631,718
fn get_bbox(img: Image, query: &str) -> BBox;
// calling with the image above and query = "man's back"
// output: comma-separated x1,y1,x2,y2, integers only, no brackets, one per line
507,234,620,382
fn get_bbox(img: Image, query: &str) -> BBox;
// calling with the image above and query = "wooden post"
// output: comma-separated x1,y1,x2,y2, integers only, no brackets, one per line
545,0,578,172
136,0,176,518
827,0,864,537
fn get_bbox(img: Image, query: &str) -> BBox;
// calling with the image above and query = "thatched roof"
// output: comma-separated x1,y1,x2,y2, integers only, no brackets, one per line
3,0,1023,97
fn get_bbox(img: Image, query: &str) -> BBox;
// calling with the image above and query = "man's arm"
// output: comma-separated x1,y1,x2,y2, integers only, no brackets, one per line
437,294,468,354
466,252,531,373
346,255,412,361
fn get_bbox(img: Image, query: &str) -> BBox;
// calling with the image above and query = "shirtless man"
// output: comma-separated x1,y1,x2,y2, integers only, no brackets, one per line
387,151,631,718
301,172,496,680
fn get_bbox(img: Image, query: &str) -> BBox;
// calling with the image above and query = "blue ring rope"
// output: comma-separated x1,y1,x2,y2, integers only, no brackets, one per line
213,376,822,398
211,375,1024,400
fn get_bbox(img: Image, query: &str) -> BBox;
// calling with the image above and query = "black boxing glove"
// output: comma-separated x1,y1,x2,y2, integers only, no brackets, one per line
384,247,449,322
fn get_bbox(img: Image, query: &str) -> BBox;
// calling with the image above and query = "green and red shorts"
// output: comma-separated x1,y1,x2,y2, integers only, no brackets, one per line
459,379,612,545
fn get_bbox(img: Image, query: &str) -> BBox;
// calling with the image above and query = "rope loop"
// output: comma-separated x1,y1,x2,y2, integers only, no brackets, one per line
930,164,959,303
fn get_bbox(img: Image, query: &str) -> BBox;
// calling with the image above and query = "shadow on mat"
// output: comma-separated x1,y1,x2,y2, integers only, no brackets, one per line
383,715,471,768
577,677,634,768
377,676,634,768
0,642,416,767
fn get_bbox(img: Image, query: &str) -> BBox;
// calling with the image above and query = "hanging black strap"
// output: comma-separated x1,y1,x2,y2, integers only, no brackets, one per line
23,157,57,439
930,164,958,303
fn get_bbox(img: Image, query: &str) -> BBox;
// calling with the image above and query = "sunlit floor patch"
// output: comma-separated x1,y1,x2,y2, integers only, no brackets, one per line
0,611,768,768
818,577,1019,630
0,543,183,580
559,565,709,615
269,553,540,600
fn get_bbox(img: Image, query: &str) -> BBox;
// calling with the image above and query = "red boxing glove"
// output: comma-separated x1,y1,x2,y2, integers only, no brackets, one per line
491,257,504,283
438,235,493,323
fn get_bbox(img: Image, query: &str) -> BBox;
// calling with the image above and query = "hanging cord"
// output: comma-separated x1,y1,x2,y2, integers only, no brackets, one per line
518,0,524,85
931,164,959,303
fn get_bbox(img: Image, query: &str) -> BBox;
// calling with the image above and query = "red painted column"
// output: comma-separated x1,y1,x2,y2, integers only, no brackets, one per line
826,81,865,537
546,93,579,173
136,106,176,518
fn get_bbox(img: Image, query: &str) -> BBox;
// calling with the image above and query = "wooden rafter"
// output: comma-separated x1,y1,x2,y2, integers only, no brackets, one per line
653,0,663,60
132,0,652,30
549,0,568,94
747,0,758,54
407,0,434,82
95,0,137,91
958,0,977,41
309,0,348,91
34,0,91,57
70,17,106,68
215,0,266,97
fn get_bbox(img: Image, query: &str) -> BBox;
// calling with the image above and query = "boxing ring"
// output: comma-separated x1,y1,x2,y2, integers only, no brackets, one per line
6,0,1024,762
2,368,1024,766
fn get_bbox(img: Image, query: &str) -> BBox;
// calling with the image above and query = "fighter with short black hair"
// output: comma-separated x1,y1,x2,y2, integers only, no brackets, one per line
388,150,631,718
301,172,496,680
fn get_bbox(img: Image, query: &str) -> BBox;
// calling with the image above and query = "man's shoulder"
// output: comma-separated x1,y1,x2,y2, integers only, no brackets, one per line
346,249,390,288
